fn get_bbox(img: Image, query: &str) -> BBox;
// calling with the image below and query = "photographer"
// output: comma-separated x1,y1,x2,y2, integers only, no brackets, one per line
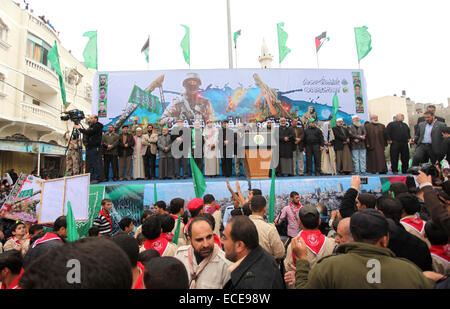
64,130,82,176
74,115,104,184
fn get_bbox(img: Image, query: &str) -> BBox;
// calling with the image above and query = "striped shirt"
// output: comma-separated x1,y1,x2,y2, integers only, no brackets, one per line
93,213,112,236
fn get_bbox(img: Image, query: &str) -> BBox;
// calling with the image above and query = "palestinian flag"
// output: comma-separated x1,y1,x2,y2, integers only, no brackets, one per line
141,37,150,63
315,31,329,53
380,176,408,196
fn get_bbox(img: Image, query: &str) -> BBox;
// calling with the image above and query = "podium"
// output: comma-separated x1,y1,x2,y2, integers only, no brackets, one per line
243,132,273,179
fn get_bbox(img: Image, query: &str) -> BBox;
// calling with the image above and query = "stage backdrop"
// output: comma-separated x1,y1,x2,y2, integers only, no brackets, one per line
92,69,369,129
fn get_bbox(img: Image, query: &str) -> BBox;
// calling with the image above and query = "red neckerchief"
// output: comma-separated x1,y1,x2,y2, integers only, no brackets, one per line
170,214,179,221
430,244,450,263
144,236,169,256
213,234,221,248
162,232,174,242
99,209,112,230
12,236,24,246
31,232,62,249
292,230,326,263
401,217,425,234
184,218,194,235
1,268,24,289
204,205,219,215
289,202,302,222
133,262,145,289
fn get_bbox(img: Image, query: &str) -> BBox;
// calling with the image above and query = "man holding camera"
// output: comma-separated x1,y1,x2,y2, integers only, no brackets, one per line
75,115,104,184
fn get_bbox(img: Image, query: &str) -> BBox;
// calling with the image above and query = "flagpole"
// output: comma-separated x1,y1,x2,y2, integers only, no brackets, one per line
235,47,238,69
147,34,150,71
316,52,320,69
226,0,233,69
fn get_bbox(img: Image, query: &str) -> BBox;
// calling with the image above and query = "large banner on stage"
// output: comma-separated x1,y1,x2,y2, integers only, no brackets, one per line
92,69,369,129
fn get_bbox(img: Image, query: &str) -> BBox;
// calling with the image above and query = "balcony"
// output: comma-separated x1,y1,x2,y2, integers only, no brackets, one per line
25,57,59,83
28,15,60,43
20,101,62,130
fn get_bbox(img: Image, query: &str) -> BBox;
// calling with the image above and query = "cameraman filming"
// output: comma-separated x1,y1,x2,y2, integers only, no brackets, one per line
74,115,104,184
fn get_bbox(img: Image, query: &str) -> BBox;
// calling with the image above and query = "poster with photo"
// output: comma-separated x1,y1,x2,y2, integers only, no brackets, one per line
353,72,364,113
98,74,109,118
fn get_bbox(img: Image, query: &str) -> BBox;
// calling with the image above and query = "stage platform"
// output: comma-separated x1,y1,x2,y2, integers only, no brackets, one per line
79,174,410,236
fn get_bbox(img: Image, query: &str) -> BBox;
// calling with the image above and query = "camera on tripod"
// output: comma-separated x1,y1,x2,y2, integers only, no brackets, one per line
61,109,85,125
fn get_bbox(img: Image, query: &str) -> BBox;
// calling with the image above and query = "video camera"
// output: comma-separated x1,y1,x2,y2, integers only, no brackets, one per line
61,109,85,125
407,163,440,178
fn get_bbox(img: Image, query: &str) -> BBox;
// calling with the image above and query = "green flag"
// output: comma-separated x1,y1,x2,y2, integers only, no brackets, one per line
277,22,291,64
128,85,160,113
268,169,276,223
180,24,190,65
66,202,79,242
330,93,339,128
380,177,391,195
189,152,206,198
171,216,181,245
83,31,98,70
153,182,157,204
233,30,241,48
354,26,372,63
141,37,150,63
47,41,67,107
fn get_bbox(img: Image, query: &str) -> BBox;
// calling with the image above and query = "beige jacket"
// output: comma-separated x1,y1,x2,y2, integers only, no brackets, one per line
175,245,232,289
143,132,159,155
212,210,222,236
431,254,450,275
249,215,285,260
284,235,336,270
3,237,30,257
171,216,187,246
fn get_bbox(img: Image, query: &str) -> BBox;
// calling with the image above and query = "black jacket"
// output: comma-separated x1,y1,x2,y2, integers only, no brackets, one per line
332,126,350,151
386,121,411,143
304,127,324,147
338,188,358,218
386,219,433,271
224,246,284,289
80,122,104,148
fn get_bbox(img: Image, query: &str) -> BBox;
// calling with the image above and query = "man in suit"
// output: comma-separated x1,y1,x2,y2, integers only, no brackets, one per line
412,111,446,166
417,105,446,125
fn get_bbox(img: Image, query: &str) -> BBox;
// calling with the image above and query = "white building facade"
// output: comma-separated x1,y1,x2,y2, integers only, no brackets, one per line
0,0,94,177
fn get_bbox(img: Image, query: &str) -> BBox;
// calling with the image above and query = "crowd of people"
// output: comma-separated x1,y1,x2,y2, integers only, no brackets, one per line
0,165,448,289
63,105,449,184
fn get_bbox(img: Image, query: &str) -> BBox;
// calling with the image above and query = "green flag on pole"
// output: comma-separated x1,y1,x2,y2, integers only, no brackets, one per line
330,93,339,128
233,30,241,48
171,216,181,245
47,41,67,107
268,169,276,223
66,201,79,242
354,26,372,63
189,151,206,198
141,37,150,63
277,22,291,64
180,24,190,66
153,182,157,204
83,31,98,70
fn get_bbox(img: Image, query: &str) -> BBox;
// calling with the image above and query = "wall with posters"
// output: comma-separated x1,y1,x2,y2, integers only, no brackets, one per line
92,69,369,130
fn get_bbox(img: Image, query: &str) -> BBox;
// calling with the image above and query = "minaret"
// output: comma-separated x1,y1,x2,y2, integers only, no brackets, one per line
258,39,273,69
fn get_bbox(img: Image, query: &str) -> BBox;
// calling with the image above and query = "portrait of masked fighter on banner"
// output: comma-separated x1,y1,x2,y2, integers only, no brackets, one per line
160,73,215,127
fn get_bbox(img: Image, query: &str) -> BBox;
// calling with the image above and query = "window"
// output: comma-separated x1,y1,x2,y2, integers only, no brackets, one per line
85,84,92,99
0,18,8,42
26,32,52,67
32,99,40,106
0,73,5,94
